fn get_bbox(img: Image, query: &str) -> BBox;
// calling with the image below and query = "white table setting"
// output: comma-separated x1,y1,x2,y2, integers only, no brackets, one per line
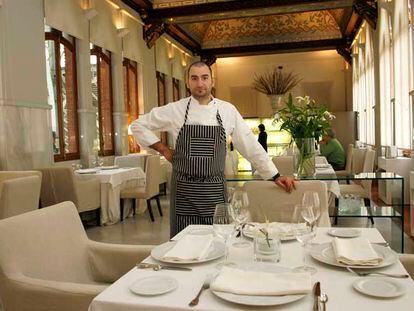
88,225,414,311
75,167,146,225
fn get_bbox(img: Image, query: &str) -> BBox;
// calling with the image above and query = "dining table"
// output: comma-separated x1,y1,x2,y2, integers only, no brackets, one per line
88,225,414,311
76,167,145,225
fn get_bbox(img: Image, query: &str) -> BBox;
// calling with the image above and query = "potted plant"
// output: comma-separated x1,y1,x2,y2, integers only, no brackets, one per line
274,95,335,177
252,66,301,112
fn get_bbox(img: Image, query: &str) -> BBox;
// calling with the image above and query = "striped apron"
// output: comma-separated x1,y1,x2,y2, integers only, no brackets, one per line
170,98,227,237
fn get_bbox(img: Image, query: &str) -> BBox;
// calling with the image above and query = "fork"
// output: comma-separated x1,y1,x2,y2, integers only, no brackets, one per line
346,267,409,278
189,278,210,306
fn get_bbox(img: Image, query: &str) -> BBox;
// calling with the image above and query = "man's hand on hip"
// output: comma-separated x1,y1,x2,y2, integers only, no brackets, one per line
274,175,297,193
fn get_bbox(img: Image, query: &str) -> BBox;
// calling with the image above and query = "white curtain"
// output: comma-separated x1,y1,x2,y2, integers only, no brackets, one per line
393,0,411,148
379,6,393,146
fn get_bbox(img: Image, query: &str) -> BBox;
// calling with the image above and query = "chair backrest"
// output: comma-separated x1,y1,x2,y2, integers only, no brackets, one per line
272,156,294,176
225,151,239,176
351,148,367,174
144,155,161,197
114,154,147,170
0,201,92,283
0,175,41,219
243,180,330,227
361,149,376,192
38,167,78,207
344,144,354,172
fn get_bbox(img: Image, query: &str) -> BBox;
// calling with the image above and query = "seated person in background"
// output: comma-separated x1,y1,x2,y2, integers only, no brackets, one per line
319,129,345,170
258,124,268,152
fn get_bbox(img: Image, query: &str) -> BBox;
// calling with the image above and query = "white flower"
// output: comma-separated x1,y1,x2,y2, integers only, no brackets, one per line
323,111,335,120
274,112,280,120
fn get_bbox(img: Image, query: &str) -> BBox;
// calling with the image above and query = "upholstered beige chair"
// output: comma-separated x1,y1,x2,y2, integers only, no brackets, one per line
271,156,294,176
120,155,162,222
335,149,376,225
243,180,330,227
38,167,101,224
0,171,42,219
335,144,354,176
0,201,153,311
399,254,414,279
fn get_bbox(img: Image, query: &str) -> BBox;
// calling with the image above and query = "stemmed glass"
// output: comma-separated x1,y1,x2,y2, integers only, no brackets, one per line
302,191,320,231
292,204,317,274
229,190,250,248
213,203,235,268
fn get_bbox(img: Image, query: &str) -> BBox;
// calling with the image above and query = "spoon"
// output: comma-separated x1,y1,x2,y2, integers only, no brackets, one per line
320,292,328,311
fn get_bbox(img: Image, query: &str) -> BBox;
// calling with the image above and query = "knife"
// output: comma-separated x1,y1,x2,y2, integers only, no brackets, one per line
136,263,192,271
313,282,321,311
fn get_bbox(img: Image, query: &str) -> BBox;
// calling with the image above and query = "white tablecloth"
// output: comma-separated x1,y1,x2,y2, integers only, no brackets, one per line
88,226,414,311
76,168,145,225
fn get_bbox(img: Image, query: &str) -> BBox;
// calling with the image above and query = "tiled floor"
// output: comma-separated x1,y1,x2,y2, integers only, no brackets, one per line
86,194,414,254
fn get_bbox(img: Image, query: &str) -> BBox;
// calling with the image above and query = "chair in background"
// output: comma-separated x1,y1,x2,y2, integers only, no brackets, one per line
38,167,101,224
114,154,147,170
0,201,153,311
0,171,42,219
334,144,354,177
335,149,376,225
120,155,162,222
244,180,331,227
271,156,294,176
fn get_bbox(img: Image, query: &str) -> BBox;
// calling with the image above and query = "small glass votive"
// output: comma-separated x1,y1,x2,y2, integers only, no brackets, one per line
253,228,281,263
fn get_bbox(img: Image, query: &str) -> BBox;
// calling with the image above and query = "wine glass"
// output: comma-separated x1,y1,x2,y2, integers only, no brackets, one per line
302,191,320,231
213,203,235,268
292,204,317,274
229,190,250,248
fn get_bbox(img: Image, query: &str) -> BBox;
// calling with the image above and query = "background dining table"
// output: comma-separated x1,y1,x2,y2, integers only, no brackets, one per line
88,225,414,311
76,167,145,225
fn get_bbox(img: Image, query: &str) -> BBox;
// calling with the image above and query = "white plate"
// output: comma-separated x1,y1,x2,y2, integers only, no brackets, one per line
151,240,225,264
75,168,100,174
129,276,178,296
211,264,306,306
353,277,406,298
310,243,398,269
328,228,361,238
100,165,119,170
316,163,331,169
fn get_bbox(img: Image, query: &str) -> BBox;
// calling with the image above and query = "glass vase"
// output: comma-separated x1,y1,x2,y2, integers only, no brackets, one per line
293,137,316,178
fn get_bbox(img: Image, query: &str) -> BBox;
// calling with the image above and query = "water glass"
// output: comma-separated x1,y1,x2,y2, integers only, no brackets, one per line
253,227,281,263
213,203,235,268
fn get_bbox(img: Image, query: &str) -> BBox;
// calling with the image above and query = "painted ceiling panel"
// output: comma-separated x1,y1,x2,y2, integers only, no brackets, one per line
152,0,236,9
182,10,342,48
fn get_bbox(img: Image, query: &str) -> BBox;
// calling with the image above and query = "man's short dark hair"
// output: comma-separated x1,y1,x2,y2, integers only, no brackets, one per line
186,61,212,80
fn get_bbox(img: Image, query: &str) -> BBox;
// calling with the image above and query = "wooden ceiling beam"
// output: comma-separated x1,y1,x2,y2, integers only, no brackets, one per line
165,25,202,53
146,0,354,24
200,38,347,58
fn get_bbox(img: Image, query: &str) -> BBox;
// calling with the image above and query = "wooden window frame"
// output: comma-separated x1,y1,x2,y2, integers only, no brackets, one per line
123,59,139,123
172,77,180,101
45,29,80,162
156,71,168,145
91,46,115,156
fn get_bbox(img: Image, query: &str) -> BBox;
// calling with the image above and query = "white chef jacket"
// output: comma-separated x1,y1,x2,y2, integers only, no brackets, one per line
131,96,278,180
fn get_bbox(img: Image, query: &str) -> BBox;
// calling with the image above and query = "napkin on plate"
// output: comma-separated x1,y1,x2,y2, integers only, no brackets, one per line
332,237,383,266
162,234,214,261
210,266,312,296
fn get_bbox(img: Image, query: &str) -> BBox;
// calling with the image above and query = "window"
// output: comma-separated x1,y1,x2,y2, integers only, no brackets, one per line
123,59,139,125
393,0,411,148
45,28,80,161
91,45,115,156
379,6,394,146
156,71,168,145
123,58,140,153
172,77,180,101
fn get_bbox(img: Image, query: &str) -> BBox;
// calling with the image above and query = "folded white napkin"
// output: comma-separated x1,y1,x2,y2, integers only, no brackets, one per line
246,222,307,239
162,234,213,261
210,267,312,296
332,237,383,266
